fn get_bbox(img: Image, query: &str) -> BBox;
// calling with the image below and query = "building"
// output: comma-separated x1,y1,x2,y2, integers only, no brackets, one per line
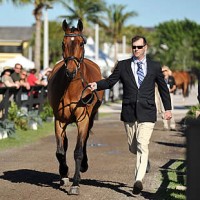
0,26,34,64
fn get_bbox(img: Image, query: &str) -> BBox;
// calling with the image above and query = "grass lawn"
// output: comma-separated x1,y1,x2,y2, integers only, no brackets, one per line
0,113,111,151
0,122,55,151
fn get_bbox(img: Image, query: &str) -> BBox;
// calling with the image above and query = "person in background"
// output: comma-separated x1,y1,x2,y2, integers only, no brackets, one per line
1,67,20,89
0,67,20,117
19,69,30,101
19,69,30,90
27,68,46,109
161,65,176,131
88,35,172,196
39,67,52,86
11,63,23,83
27,68,46,86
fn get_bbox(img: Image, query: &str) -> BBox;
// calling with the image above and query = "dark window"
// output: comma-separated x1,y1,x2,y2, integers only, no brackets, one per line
0,45,22,53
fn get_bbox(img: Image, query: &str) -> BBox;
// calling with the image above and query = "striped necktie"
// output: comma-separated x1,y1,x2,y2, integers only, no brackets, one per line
137,61,144,87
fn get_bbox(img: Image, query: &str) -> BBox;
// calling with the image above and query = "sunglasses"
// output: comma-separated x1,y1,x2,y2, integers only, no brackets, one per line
132,45,145,50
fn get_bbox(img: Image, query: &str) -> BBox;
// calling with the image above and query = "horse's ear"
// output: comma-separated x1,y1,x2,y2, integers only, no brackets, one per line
77,19,83,32
62,20,69,31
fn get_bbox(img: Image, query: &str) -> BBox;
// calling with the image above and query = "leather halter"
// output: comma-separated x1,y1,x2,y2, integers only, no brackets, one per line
62,33,86,72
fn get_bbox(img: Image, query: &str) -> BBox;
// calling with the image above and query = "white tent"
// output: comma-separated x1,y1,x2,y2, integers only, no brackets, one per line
85,37,114,77
0,55,35,72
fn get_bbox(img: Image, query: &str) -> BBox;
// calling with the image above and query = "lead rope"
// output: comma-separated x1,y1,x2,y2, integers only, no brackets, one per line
79,70,101,105
80,85,101,105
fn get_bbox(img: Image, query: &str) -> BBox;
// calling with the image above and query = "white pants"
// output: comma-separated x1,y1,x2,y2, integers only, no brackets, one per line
124,122,155,181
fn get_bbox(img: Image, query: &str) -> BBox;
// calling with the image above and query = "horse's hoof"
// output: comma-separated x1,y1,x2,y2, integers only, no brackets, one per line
69,186,80,195
80,163,88,173
60,177,70,187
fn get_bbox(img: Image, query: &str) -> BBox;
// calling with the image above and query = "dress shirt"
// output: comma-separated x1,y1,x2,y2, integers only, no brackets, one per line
131,57,147,88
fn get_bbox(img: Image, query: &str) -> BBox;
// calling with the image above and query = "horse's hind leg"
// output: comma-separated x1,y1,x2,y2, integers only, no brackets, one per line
55,120,69,186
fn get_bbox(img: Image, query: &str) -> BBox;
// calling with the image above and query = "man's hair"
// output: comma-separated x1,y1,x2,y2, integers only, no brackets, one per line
131,35,147,45
14,63,23,69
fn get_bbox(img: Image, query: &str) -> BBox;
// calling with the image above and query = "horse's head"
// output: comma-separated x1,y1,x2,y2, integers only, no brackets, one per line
62,19,87,79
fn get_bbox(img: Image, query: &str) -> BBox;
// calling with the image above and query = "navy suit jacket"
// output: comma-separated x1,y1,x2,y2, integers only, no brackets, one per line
97,57,171,123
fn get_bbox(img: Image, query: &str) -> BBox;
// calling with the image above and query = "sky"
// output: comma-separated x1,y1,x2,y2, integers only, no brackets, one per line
0,0,200,27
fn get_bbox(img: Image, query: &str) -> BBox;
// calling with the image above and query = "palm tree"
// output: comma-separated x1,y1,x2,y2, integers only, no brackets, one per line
104,4,137,62
59,0,106,33
3,0,60,72
59,1,137,62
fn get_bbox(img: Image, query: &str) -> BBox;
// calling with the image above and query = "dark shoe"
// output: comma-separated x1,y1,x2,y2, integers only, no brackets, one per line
170,128,176,131
146,160,150,173
132,180,143,195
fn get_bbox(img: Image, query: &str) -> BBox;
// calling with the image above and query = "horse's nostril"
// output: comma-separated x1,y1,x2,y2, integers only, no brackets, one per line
66,69,76,79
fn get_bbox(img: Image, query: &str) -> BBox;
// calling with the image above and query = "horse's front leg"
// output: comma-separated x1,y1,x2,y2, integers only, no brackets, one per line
69,117,89,195
55,120,69,187
80,112,96,173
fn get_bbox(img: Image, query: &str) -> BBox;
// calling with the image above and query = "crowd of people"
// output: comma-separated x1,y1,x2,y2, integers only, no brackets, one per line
0,63,52,90
0,63,52,113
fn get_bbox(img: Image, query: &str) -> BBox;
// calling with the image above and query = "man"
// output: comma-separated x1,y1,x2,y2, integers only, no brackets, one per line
1,66,20,88
89,35,172,196
11,63,22,83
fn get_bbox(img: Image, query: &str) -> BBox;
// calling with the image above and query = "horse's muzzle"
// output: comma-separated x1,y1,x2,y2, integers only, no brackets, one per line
66,68,77,79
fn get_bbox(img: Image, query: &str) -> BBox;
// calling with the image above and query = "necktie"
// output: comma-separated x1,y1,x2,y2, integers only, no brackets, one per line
137,61,144,87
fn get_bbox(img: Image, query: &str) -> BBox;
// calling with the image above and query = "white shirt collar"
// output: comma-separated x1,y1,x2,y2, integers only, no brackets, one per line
132,56,146,64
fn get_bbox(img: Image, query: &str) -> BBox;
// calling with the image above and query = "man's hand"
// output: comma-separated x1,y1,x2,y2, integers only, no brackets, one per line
88,82,97,91
164,110,172,120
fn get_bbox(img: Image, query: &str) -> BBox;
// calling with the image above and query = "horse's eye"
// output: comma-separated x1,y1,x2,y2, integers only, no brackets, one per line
80,42,84,47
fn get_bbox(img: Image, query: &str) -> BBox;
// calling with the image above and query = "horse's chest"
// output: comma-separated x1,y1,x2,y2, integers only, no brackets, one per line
57,98,88,122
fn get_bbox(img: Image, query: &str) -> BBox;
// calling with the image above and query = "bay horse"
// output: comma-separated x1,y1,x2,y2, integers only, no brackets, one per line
47,19,104,195
172,71,191,97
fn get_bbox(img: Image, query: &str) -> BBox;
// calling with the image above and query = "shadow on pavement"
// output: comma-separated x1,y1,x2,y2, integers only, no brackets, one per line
0,169,134,197
0,169,60,189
